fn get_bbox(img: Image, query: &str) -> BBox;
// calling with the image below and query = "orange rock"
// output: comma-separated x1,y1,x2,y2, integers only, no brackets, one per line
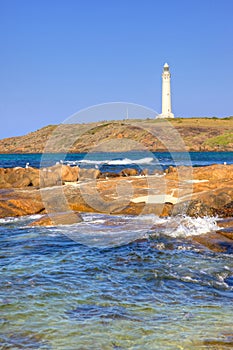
165,166,176,174
217,229,233,240
78,168,100,180
26,167,40,186
140,168,149,176
40,168,61,187
120,168,138,177
30,211,83,226
53,165,79,182
191,232,233,253
0,192,44,218
193,164,233,181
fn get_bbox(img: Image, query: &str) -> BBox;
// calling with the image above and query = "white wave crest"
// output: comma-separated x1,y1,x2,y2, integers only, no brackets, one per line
107,157,153,165
2,212,220,249
1,212,219,241
151,215,219,238
0,214,43,225
65,157,154,166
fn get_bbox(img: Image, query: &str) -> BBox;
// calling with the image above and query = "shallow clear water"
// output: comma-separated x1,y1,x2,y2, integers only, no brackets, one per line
1,152,233,349
0,214,233,349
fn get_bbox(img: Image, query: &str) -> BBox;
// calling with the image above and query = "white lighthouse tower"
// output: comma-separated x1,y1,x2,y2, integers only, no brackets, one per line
158,63,174,118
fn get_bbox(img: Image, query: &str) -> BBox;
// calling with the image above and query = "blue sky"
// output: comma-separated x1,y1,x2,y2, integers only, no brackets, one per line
0,0,233,138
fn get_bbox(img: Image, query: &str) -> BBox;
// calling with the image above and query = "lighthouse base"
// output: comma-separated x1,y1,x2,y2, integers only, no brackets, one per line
157,113,174,119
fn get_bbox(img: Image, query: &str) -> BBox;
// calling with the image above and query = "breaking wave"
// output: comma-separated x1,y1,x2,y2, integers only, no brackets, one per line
45,213,219,248
0,214,42,225
150,215,219,238
0,212,220,249
65,157,154,166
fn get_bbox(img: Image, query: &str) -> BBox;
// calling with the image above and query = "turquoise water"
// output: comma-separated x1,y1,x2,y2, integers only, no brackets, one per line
1,152,233,349
0,214,233,349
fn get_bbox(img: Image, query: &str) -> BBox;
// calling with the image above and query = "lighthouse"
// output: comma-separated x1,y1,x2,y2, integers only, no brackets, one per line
158,63,174,118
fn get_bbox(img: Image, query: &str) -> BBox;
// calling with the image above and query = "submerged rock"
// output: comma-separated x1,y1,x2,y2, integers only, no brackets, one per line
0,163,233,246
0,332,49,349
216,226,233,240
66,304,138,322
203,334,233,347
191,232,233,253
30,211,83,226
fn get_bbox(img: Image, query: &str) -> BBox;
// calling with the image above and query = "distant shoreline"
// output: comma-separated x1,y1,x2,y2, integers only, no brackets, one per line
0,118,232,153
0,150,233,154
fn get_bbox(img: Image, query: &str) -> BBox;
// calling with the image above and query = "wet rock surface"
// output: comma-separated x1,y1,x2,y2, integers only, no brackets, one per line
1,164,233,220
191,232,233,253
30,211,83,226
0,164,233,252
0,189,44,218
202,333,233,348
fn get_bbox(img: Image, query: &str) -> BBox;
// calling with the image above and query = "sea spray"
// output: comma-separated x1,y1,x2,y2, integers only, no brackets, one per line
151,215,220,238
26,213,220,248
1,210,232,350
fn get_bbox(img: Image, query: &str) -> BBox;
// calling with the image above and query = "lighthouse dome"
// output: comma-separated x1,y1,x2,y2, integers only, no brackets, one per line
164,63,169,67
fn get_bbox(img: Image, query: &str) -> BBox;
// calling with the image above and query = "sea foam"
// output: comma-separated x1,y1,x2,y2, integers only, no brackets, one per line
45,213,220,248
65,157,154,166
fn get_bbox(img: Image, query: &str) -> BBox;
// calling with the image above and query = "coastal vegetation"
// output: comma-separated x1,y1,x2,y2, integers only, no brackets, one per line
205,132,233,147
0,117,232,153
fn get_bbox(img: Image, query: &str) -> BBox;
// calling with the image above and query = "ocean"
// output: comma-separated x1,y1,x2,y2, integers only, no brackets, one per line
0,152,233,349
0,151,232,171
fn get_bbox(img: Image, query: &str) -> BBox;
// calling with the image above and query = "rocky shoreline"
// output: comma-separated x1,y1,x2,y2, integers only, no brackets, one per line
0,163,233,252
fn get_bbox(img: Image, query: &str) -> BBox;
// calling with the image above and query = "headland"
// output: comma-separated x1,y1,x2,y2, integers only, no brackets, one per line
0,117,232,153
0,117,233,252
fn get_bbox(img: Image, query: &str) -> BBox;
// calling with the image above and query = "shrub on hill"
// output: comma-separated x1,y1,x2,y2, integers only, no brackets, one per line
205,133,233,147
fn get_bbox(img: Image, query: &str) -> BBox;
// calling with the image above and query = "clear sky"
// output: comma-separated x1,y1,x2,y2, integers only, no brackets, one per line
0,0,233,138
